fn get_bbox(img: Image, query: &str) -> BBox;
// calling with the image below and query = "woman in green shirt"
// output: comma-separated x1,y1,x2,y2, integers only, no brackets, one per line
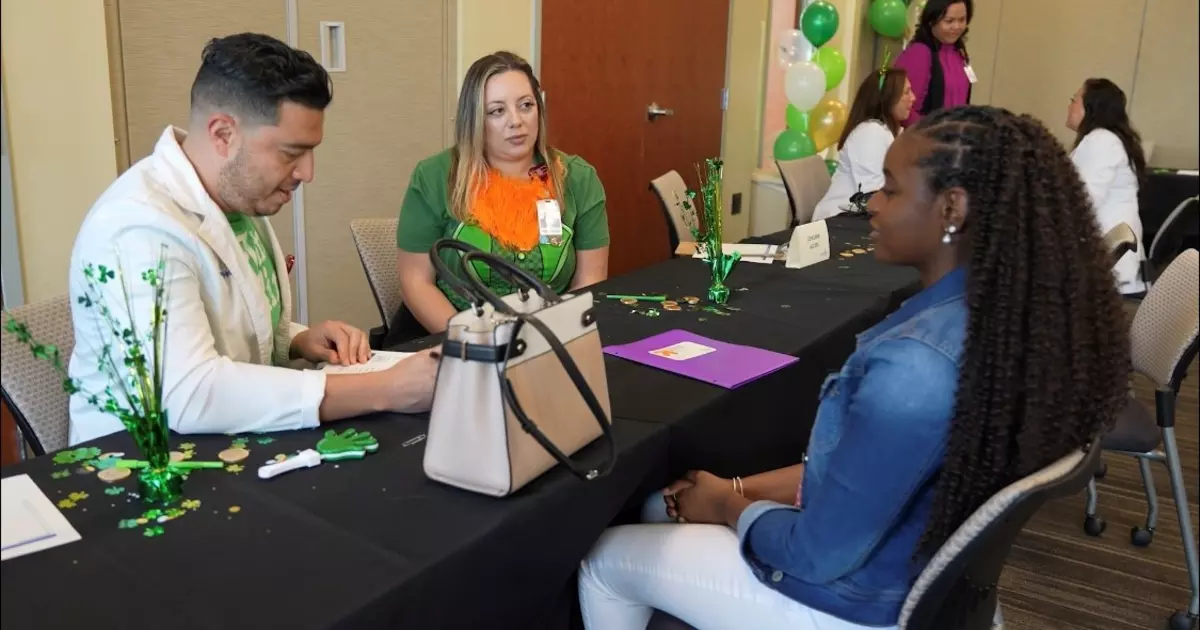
395,51,610,337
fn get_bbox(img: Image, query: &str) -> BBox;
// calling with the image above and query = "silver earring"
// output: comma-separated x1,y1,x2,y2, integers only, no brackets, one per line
942,224,957,245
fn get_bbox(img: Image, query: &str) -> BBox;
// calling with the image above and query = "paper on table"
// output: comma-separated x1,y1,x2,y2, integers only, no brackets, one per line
691,243,779,264
321,351,415,375
2,474,81,561
1176,169,1199,176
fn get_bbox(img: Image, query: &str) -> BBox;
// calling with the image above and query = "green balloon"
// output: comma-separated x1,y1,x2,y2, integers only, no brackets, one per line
825,159,838,176
813,47,847,92
785,105,809,132
869,0,908,39
774,128,817,160
800,1,839,48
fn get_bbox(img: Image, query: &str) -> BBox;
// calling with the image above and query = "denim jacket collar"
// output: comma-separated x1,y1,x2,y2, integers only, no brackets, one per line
860,266,967,345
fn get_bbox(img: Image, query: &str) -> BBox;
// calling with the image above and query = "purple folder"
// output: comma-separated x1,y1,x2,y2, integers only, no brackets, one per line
603,330,799,389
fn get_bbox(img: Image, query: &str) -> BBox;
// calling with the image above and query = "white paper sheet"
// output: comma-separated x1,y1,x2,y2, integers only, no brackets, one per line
1,474,81,561
320,350,415,375
693,243,779,264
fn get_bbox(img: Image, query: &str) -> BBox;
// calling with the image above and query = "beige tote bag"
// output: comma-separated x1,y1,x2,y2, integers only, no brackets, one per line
422,241,615,496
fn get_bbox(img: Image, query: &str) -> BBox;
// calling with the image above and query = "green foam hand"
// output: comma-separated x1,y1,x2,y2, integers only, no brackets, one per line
316,428,379,461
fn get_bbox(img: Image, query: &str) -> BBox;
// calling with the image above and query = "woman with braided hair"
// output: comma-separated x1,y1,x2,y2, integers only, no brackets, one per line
577,106,1130,630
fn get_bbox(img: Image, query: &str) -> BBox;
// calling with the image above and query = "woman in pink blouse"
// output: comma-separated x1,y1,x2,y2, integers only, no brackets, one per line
894,0,974,126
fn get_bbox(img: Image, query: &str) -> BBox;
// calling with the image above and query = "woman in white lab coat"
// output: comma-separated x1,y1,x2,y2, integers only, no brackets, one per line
1067,78,1148,296
813,68,916,221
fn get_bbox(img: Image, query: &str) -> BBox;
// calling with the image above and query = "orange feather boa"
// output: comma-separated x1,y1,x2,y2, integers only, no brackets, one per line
469,158,562,252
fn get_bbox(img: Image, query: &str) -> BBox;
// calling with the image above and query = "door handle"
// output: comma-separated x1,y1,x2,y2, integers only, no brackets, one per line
647,103,675,121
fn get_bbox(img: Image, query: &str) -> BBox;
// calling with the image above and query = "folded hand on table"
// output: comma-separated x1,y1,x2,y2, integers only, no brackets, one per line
291,320,372,365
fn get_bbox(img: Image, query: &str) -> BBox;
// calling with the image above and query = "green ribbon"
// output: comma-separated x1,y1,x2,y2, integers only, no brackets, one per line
879,47,893,90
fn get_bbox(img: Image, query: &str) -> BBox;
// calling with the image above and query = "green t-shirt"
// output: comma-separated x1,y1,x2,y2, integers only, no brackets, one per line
396,149,610,309
226,212,282,338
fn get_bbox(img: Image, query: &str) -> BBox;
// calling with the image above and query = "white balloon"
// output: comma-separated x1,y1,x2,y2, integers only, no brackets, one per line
784,61,827,111
777,29,806,68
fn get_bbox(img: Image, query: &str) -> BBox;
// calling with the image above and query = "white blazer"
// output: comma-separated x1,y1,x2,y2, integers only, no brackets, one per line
1071,128,1146,294
67,127,326,445
813,121,895,222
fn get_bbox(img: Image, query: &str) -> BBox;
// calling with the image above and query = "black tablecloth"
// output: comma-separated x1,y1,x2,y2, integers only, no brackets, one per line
1,218,918,630
1141,169,1199,252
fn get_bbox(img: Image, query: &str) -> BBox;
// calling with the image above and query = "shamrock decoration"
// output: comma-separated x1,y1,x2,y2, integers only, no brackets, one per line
50,470,71,480
53,447,102,466
181,499,201,510
255,436,276,445
315,428,379,461
117,519,140,529
142,525,165,538
225,465,244,474
178,443,196,451
104,486,125,496
68,491,89,502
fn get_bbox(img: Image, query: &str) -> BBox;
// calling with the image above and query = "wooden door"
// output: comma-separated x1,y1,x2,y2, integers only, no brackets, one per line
540,0,730,276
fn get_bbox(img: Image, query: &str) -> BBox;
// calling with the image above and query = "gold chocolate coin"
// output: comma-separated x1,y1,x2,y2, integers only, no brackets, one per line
218,448,250,464
852,248,866,254
97,467,131,483
682,296,700,305
663,304,682,311
662,300,679,308
620,298,638,305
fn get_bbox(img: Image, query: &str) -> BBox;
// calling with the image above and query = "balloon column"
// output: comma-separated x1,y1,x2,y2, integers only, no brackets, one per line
774,1,849,161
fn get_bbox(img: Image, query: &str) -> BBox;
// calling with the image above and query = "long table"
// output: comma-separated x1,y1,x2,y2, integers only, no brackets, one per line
1,217,918,630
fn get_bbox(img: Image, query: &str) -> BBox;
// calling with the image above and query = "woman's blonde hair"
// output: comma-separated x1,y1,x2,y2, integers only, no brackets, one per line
449,51,564,223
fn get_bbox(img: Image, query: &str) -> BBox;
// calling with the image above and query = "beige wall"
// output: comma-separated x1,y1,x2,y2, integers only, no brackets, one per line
1,0,118,304
969,0,1198,168
457,0,536,90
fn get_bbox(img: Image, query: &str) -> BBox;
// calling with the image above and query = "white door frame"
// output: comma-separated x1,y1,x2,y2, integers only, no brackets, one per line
284,0,309,324
1,68,26,308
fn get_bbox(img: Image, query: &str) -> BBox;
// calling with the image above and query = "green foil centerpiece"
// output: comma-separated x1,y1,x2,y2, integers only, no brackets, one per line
679,158,741,304
3,246,183,505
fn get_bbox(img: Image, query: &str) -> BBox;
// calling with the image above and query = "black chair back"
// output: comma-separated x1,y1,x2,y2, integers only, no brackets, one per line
900,442,1103,629
1147,196,1199,283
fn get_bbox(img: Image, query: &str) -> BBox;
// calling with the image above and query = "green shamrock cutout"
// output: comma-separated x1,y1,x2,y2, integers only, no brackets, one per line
316,428,379,461
104,486,125,496
52,447,102,466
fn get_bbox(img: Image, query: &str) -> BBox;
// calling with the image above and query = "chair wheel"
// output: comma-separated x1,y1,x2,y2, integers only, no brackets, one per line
1094,461,1108,479
1084,515,1107,537
1131,526,1154,547
1168,610,1197,630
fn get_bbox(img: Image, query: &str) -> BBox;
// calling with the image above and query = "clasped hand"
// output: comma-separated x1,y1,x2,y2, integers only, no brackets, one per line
662,470,740,526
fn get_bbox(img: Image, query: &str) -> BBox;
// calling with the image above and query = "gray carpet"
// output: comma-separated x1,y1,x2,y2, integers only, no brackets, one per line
999,360,1199,629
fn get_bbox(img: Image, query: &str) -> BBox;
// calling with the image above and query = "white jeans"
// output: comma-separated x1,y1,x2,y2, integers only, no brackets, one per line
577,494,893,630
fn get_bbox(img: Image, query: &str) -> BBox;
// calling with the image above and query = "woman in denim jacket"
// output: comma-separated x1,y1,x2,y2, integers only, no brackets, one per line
578,106,1131,630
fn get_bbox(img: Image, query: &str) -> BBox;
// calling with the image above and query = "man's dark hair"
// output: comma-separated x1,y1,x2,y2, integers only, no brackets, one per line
190,33,332,126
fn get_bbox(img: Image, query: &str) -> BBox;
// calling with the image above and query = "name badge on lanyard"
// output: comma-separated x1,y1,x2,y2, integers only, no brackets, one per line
537,199,563,246
963,64,978,84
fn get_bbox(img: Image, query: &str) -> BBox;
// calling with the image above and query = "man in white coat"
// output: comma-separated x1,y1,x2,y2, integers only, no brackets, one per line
67,33,436,444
